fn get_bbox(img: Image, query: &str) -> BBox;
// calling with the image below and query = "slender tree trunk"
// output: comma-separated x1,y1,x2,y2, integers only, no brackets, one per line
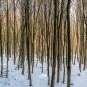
25,0,32,86
0,0,3,76
13,0,16,65
50,0,57,87
67,0,71,87
6,0,9,78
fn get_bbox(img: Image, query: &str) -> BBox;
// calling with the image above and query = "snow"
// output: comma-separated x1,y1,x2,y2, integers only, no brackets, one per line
0,55,87,87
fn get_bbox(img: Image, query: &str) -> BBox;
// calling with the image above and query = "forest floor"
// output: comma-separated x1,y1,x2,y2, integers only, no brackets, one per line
0,55,87,87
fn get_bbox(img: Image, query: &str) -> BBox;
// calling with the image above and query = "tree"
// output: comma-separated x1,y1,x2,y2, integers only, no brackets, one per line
67,0,71,87
50,0,57,87
6,0,9,78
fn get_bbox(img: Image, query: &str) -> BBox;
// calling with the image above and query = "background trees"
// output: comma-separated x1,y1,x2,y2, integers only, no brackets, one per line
0,0,87,87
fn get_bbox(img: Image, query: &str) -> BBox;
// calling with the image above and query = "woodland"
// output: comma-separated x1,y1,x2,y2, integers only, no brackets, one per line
0,0,87,87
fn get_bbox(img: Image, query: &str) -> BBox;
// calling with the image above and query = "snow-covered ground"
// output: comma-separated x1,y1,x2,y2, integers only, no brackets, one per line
0,55,87,87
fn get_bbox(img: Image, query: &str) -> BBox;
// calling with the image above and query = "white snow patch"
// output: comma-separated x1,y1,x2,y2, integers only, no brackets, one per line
0,55,87,87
